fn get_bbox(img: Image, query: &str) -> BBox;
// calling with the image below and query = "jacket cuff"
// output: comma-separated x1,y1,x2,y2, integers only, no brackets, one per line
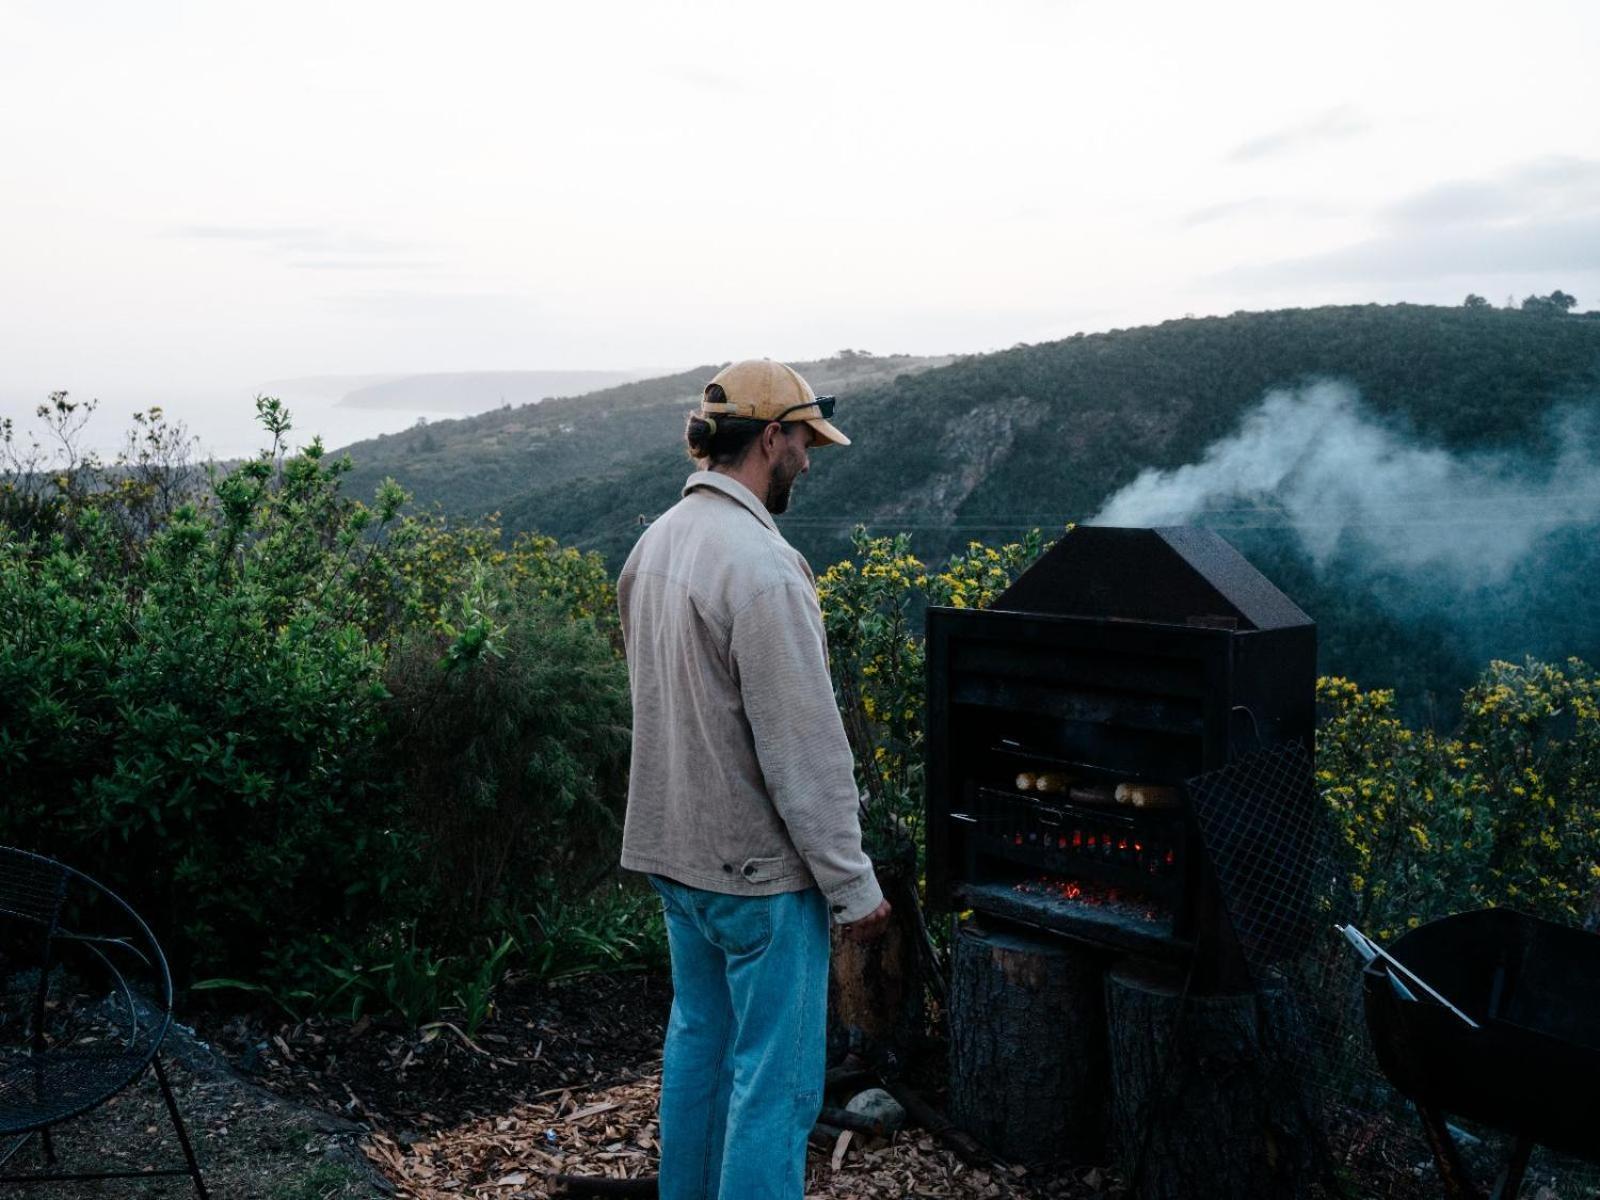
824,868,885,925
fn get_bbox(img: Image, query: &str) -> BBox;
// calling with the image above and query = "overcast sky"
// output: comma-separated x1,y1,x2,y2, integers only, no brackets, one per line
3,0,1598,448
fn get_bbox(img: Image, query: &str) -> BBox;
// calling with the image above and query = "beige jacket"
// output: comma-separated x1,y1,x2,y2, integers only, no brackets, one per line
617,471,883,924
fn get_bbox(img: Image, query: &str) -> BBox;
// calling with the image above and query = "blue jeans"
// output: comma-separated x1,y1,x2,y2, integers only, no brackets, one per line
648,875,830,1200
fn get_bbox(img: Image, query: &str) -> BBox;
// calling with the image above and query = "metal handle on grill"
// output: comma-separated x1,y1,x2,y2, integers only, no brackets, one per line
1036,805,1064,827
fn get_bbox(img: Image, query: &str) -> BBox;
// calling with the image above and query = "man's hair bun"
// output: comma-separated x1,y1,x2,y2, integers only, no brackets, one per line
684,383,771,465
685,412,717,459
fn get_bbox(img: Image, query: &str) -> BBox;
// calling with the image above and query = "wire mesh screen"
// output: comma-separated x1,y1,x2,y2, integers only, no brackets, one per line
1186,739,1339,980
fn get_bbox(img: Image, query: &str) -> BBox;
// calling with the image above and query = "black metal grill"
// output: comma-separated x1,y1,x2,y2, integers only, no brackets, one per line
925,526,1316,991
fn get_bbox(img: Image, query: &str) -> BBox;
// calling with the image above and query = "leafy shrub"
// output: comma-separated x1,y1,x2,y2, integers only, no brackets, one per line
379,512,616,640
0,402,412,979
816,525,1051,856
0,397,631,1000
382,569,631,936
200,887,666,1030
1319,658,1600,939
502,885,670,982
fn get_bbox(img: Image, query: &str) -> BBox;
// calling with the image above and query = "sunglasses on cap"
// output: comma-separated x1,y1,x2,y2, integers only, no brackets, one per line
772,395,836,423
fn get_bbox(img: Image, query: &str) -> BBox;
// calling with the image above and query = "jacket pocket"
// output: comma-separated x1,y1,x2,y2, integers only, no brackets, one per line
738,855,796,885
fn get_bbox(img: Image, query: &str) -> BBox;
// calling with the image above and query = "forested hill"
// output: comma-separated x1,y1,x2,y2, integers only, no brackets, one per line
333,303,1600,708
478,305,1600,560
334,352,953,520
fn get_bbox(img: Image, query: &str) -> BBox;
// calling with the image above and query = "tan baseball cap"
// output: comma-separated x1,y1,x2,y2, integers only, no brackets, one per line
701,360,851,447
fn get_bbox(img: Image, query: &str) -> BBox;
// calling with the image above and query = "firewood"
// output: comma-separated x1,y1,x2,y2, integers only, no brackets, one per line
817,1105,890,1138
809,1119,844,1150
880,1080,989,1168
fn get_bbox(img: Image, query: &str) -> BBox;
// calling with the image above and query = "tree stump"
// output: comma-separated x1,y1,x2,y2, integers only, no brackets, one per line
948,920,1109,1164
1106,961,1317,1200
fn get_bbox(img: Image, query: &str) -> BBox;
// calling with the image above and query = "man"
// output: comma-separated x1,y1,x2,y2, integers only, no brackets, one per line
618,359,891,1200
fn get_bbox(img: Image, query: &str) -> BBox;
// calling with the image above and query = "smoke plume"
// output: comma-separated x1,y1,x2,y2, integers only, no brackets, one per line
1092,381,1600,587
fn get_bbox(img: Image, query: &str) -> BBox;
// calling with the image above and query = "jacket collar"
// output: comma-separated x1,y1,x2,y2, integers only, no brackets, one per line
683,470,779,534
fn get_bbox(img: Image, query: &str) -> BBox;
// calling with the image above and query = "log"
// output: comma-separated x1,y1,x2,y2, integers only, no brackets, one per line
817,1106,891,1138
1105,960,1317,1200
948,920,1109,1164
829,854,923,1050
881,1081,989,1168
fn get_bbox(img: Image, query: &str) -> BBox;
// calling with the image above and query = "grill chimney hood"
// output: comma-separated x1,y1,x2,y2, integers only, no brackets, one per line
992,526,1312,633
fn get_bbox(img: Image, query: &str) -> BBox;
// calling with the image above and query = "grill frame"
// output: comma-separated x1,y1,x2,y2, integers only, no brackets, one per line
924,527,1316,988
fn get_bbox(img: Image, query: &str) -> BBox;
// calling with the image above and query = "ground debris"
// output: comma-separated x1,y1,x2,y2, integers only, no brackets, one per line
205,974,1122,1197
367,1067,1109,1199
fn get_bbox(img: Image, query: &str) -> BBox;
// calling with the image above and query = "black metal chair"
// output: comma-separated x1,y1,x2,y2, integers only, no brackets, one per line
0,846,208,1196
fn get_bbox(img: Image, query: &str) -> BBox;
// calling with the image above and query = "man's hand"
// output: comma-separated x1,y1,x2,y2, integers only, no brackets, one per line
842,898,892,943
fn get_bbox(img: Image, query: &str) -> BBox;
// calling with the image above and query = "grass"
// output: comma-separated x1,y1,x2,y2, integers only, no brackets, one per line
269,1159,370,1200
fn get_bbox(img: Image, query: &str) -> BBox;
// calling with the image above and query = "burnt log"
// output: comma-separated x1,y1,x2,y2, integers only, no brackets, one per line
1106,961,1317,1200
948,920,1108,1164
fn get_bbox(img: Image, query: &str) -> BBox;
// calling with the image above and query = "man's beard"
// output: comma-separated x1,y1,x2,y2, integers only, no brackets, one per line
765,453,802,515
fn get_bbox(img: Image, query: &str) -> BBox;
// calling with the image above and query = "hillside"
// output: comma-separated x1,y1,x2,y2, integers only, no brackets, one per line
484,307,1596,552
339,369,645,412
333,352,954,518
471,304,1600,711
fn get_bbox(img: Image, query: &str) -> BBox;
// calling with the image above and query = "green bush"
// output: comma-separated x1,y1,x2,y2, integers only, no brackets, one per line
382,565,631,936
199,888,666,1031
0,397,633,1005
816,525,1051,857
0,401,412,979
1320,659,1600,939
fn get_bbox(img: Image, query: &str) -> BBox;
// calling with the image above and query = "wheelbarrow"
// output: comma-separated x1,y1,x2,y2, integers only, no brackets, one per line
1356,909,1600,1200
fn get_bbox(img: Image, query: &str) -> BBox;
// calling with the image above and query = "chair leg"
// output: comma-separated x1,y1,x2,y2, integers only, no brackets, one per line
1490,1135,1534,1200
0,1131,35,1170
1414,1101,1485,1200
152,1054,210,1200
39,1125,57,1166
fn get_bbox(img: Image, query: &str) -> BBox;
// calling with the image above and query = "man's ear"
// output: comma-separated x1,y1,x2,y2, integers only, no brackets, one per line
760,420,786,459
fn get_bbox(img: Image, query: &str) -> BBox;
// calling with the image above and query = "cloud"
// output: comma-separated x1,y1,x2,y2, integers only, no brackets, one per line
655,65,752,95
1222,214,1600,286
1214,156,1600,286
1386,156,1600,230
1180,196,1343,228
291,258,441,272
1226,106,1368,163
179,225,410,253
176,225,435,271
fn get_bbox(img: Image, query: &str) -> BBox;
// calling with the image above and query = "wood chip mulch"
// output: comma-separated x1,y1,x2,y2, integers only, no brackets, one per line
365,1067,1117,1199
201,975,1118,1198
